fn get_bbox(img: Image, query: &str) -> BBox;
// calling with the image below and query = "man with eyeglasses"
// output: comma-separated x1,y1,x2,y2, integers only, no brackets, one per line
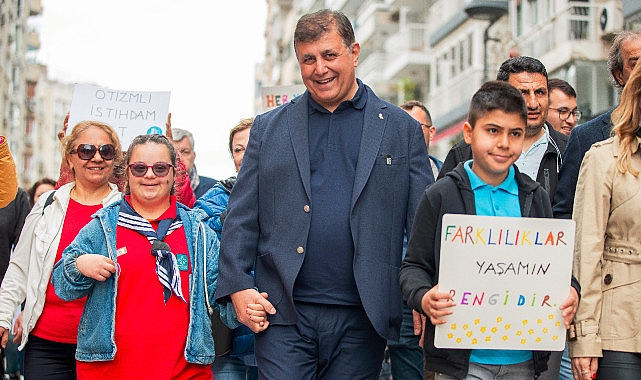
547,79,580,136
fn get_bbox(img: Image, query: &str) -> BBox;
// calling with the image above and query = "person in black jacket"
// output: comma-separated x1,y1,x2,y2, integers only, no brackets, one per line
438,56,567,206
400,81,580,380
552,30,641,220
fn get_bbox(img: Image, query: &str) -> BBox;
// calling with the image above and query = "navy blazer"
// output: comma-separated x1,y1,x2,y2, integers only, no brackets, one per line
552,109,614,219
215,86,433,341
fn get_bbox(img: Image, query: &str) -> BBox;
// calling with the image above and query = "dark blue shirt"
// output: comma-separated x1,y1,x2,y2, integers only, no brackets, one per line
293,80,367,305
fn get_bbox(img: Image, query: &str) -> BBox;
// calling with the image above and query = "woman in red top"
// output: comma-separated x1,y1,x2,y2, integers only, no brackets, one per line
0,121,123,380
65,134,269,379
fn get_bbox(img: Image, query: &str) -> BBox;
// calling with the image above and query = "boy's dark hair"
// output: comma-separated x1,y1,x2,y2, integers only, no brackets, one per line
496,56,548,83
548,78,577,98
468,81,527,127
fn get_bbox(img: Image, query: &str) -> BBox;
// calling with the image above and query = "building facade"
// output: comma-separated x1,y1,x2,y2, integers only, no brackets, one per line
0,0,73,189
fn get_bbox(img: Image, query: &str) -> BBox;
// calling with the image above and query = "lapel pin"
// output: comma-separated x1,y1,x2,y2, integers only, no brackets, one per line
378,113,383,120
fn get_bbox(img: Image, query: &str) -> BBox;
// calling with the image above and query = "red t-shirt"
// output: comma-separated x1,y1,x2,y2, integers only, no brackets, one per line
31,199,100,343
77,197,211,380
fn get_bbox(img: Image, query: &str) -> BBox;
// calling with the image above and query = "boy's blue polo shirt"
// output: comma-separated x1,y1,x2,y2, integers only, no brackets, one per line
463,160,533,365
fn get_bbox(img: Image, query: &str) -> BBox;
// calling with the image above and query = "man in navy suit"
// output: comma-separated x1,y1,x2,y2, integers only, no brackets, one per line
214,9,433,380
553,30,641,219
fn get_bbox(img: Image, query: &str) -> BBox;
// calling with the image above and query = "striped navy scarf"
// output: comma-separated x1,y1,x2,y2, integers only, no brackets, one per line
118,199,186,303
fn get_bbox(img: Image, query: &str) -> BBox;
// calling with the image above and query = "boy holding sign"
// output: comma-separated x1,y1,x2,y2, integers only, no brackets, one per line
400,81,580,380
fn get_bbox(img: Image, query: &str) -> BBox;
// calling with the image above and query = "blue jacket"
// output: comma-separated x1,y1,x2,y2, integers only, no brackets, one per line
51,200,239,363
214,85,433,341
195,178,235,240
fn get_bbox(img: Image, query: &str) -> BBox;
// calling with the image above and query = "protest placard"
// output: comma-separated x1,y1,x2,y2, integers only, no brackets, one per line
261,85,306,112
435,214,574,351
68,83,171,148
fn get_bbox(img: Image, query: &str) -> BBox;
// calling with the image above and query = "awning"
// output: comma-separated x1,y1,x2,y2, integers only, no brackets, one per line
433,119,466,144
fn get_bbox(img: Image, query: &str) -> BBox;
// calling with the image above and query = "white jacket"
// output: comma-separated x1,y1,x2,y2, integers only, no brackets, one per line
0,182,121,349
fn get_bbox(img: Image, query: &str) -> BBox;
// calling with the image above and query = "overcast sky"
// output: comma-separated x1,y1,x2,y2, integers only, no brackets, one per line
33,0,268,180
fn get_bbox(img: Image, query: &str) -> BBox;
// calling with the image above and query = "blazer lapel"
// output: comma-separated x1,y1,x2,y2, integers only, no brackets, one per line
288,93,312,200
351,92,386,209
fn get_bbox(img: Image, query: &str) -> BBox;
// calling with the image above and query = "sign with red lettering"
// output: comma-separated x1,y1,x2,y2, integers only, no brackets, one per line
261,85,306,112
68,83,171,148
434,214,574,350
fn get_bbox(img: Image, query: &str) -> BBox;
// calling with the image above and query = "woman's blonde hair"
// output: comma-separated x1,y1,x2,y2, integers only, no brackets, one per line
611,61,641,176
62,121,124,177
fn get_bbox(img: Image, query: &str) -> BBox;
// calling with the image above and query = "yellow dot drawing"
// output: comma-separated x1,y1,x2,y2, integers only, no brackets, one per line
474,319,480,325
485,336,491,342
548,314,555,320
480,326,487,333
456,338,462,344
536,337,542,342
516,330,522,336
466,331,473,338
552,335,559,341
502,335,509,341
451,324,457,330
555,321,561,327
542,327,549,334
472,338,478,345
504,324,511,330
491,326,498,333
520,338,527,344
522,320,528,326
463,324,469,330
447,333,454,339
496,316,503,323
528,329,534,335
537,318,542,324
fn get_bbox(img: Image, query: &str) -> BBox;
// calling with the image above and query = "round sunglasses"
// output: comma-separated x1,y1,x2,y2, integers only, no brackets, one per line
128,162,174,177
70,144,117,161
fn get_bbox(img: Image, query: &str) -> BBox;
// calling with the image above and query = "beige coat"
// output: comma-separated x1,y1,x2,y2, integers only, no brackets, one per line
569,135,641,358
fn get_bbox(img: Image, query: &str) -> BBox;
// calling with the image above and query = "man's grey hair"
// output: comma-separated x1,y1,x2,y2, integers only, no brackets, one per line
608,30,641,90
172,128,195,150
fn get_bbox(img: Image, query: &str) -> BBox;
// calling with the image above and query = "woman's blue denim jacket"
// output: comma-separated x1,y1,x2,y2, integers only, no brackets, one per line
51,200,239,364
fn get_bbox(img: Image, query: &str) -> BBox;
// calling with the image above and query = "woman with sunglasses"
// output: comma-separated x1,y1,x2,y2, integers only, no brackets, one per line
0,121,122,379
51,134,266,379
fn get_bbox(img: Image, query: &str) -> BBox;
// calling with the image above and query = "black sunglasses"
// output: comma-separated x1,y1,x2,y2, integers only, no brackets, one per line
128,162,173,177
71,144,117,161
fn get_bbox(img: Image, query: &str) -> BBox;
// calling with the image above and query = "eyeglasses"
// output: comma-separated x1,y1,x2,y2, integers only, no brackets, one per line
70,144,116,160
128,162,173,177
549,107,581,122
420,123,432,128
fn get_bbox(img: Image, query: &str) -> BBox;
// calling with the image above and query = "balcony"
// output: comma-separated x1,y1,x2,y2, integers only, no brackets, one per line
29,0,42,16
383,23,429,82
516,1,621,72
27,29,40,50
355,2,398,61
357,51,388,85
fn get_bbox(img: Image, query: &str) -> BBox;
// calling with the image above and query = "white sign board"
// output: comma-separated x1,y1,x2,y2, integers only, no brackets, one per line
435,214,574,351
261,85,306,112
68,83,171,148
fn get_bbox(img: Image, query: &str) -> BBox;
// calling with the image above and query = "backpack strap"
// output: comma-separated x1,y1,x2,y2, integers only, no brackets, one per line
42,191,56,215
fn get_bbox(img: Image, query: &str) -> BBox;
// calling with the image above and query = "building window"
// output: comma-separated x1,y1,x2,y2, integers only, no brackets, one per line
569,4,590,40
